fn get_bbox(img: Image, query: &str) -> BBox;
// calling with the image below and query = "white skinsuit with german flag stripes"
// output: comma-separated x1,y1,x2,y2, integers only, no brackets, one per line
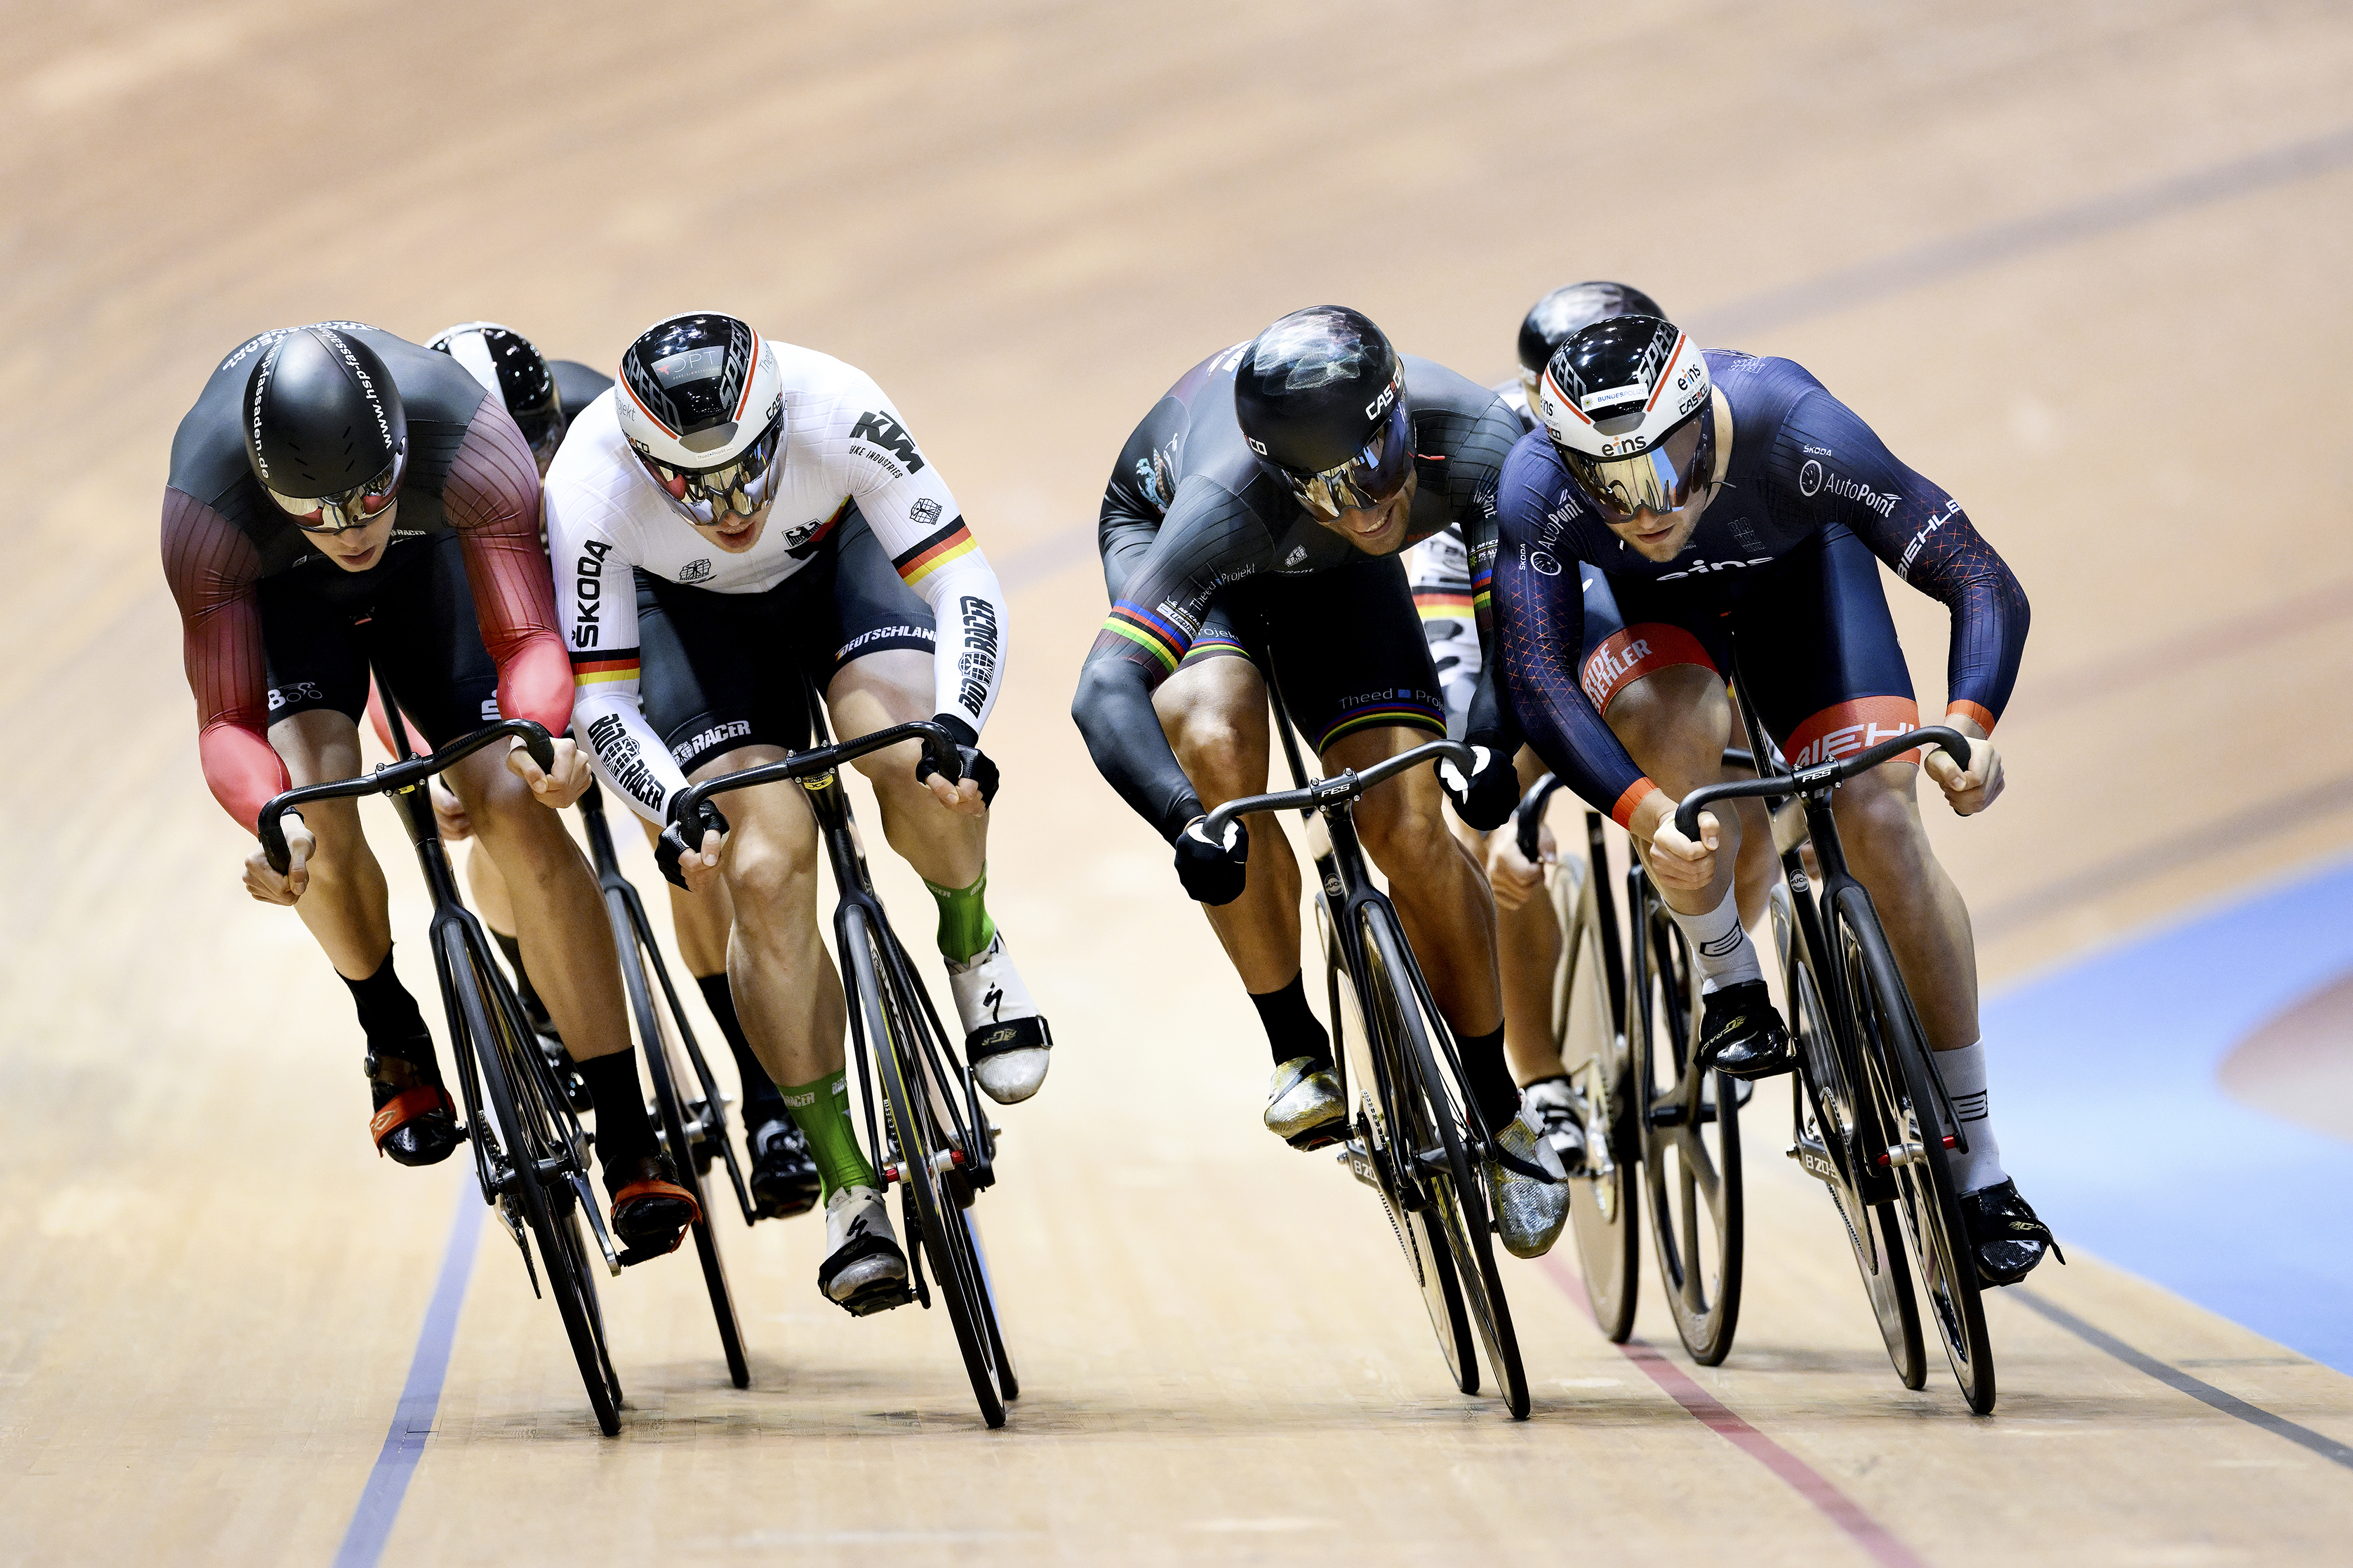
542,343,1008,823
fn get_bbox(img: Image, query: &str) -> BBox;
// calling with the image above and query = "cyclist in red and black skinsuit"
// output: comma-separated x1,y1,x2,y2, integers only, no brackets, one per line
160,322,697,1252
1488,318,2057,1284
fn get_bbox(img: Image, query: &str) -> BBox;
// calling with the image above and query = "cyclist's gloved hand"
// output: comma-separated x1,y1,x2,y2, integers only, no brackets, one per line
1437,738,1518,831
656,795,730,890
1174,814,1249,905
912,712,999,808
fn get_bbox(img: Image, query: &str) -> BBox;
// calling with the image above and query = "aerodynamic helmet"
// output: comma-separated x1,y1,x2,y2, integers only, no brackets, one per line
1234,306,1411,519
615,312,785,526
428,321,564,472
1537,315,1715,523
242,325,408,533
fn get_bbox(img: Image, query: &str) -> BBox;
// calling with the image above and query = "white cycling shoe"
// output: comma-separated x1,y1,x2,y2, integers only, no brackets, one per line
949,931,1052,1104
816,1186,910,1316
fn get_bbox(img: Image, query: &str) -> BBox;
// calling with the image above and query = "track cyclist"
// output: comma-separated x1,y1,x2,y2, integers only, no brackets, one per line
160,322,699,1255
543,311,1046,1314
422,321,824,1223
1488,313,2058,1285
1071,305,1570,1259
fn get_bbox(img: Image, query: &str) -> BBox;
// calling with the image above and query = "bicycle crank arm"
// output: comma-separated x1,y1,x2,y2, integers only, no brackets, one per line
1337,1136,1387,1193
571,1170,623,1276
1786,1137,1841,1185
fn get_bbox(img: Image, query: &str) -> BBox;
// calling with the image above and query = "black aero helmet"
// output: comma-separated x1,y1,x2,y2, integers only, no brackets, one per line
428,322,564,470
1516,281,1664,399
1536,315,1715,523
1235,306,1411,518
244,325,408,532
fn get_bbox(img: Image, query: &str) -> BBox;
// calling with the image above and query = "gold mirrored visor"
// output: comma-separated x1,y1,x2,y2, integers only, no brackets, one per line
1559,412,1710,523
632,413,783,527
1266,400,1411,520
265,445,407,534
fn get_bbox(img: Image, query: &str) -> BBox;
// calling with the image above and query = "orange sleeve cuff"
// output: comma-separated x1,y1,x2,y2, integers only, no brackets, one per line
1945,700,1997,736
1610,777,1659,830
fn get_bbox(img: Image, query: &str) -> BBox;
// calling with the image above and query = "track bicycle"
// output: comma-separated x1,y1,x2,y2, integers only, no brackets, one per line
672,715,1018,1428
1515,753,1749,1364
1209,680,1532,1419
575,782,752,1388
1673,672,1988,1411
259,699,627,1436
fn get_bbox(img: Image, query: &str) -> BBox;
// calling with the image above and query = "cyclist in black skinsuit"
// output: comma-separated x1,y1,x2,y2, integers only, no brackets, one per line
1072,305,1569,1260
1488,313,2056,1285
422,321,827,1222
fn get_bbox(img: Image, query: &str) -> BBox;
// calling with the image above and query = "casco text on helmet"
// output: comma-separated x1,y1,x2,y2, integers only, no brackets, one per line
1234,305,1413,521
1516,281,1664,401
428,321,564,469
243,325,409,531
1537,315,1716,525
615,312,787,527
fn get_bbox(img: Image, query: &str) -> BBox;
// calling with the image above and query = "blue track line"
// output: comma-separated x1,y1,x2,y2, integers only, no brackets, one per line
332,1181,484,1568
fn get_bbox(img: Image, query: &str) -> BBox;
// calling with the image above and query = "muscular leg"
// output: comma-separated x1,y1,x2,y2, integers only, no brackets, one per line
1488,746,1564,1086
691,745,848,1088
1830,762,1979,1052
1154,656,1298,990
1331,725,1502,1038
1601,665,1742,918
639,814,735,976
269,709,394,978
464,843,516,936
1724,699,1777,932
444,746,631,1062
828,649,985,893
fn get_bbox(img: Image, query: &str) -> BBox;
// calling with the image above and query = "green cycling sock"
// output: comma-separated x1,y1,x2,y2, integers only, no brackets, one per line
781,1070,878,1200
924,864,997,965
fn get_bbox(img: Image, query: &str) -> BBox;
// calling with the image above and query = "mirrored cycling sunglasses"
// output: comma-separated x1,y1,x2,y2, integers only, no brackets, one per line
1559,413,1712,524
631,414,784,527
1269,399,1412,520
265,445,408,534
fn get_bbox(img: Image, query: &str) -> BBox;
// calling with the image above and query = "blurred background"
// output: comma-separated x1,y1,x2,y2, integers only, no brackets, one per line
3,2,2349,1562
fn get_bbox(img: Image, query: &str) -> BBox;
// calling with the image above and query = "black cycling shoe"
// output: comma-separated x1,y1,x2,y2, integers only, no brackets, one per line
748,1115,823,1220
367,1050,464,1167
1695,979,1795,1080
606,1152,701,1257
1961,1177,2064,1286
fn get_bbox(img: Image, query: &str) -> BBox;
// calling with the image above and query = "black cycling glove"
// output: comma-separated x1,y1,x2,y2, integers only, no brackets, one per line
656,795,731,890
1438,738,1519,832
1174,815,1250,905
912,712,1000,806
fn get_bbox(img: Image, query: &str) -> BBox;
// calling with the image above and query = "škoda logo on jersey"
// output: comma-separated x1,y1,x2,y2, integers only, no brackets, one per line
849,411,926,475
572,538,612,647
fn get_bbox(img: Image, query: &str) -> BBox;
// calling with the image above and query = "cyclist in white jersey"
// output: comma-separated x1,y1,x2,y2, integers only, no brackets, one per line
544,312,1046,1313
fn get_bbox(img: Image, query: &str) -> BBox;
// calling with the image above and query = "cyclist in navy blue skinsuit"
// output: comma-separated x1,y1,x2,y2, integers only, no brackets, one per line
1487,314,2056,1286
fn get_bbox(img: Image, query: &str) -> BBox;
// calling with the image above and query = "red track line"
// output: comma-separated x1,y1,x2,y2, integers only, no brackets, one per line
1536,1255,1925,1568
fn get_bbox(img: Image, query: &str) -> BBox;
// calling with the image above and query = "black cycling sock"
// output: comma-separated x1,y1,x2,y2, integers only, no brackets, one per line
1249,972,1332,1071
1458,1024,1521,1133
698,974,786,1123
342,946,437,1073
489,929,548,1023
574,1050,659,1178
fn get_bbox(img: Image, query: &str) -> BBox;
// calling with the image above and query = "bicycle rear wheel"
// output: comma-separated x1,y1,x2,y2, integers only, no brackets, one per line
615,885,750,1389
1552,855,1639,1342
1631,876,1743,1365
848,905,1009,1428
1774,886,1924,1388
1837,885,1993,1413
1325,907,1476,1394
446,923,621,1436
1362,903,1529,1420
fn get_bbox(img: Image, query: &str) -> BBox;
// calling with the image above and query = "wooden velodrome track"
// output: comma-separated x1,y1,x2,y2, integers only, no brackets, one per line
5,2,2352,1562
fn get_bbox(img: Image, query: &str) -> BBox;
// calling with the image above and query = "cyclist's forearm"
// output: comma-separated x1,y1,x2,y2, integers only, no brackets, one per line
571,675,684,824
1072,656,1201,840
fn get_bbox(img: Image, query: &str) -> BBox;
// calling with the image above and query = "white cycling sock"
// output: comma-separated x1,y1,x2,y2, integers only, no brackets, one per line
1665,886,1762,995
1936,1040,2007,1194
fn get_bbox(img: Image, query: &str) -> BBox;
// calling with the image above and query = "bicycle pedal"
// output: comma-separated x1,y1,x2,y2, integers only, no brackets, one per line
832,1279,916,1317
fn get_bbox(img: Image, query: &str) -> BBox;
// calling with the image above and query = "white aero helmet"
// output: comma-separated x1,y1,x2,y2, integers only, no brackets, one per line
426,321,565,469
1536,315,1715,522
615,312,785,525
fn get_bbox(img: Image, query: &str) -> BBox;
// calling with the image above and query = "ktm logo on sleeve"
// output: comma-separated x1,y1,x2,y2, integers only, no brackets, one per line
849,411,926,475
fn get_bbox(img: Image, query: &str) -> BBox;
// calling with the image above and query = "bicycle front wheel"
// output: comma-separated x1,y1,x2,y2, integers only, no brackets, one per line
1631,876,1743,1366
1362,903,1529,1420
1325,905,1476,1394
848,906,1009,1428
446,923,621,1436
1774,886,1924,1389
1838,885,1993,1413
1552,855,1639,1342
